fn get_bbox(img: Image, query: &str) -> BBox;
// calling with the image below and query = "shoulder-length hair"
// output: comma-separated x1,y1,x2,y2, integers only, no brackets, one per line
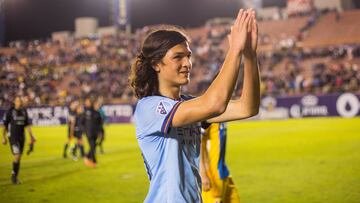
129,26,190,99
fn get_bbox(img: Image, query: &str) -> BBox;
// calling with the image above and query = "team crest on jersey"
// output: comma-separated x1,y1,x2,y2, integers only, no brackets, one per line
12,145,20,154
156,101,168,115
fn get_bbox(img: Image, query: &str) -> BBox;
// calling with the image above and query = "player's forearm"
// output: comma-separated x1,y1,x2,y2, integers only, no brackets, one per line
200,136,209,175
239,54,260,115
70,123,75,137
200,154,209,177
200,135,207,174
202,50,242,114
199,156,207,177
2,128,7,138
26,127,35,139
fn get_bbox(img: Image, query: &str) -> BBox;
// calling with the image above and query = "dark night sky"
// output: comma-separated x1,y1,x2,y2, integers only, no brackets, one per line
3,0,245,44
7,0,360,44
130,0,241,27
4,0,110,43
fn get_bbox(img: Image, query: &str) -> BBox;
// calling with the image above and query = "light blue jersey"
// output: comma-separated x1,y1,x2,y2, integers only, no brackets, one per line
134,95,202,203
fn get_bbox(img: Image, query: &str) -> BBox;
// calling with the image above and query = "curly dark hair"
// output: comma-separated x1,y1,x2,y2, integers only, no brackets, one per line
129,27,190,99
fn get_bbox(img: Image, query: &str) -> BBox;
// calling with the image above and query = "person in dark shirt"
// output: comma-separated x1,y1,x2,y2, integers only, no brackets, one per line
83,97,103,168
70,104,85,160
2,96,36,184
94,98,107,154
63,100,78,158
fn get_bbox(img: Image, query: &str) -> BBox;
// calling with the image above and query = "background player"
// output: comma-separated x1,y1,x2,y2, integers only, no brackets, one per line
70,103,85,160
63,100,78,158
83,97,103,167
94,97,107,154
2,96,36,184
200,122,240,203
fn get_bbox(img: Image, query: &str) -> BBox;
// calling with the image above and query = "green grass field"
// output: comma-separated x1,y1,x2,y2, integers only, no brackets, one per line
1,117,359,203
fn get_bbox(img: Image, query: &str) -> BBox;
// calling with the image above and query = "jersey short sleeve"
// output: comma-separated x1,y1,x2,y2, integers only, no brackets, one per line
134,96,182,138
24,109,30,127
181,95,211,129
3,109,11,129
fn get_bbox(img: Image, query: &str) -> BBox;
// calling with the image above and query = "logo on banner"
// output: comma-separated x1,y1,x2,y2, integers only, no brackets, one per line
301,95,318,106
259,96,289,119
291,95,328,117
336,93,360,118
290,105,301,118
27,107,65,126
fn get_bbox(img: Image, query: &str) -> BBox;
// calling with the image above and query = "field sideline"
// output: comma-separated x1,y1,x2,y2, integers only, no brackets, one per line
0,117,359,203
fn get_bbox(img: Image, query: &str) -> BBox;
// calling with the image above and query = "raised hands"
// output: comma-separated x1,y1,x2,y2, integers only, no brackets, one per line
244,9,258,58
228,8,258,57
228,9,251,55
228,9,252,56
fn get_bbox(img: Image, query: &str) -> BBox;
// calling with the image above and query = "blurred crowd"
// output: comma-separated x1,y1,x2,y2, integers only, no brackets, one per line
0,10,359,107
0,33,141,107
259,46,360,97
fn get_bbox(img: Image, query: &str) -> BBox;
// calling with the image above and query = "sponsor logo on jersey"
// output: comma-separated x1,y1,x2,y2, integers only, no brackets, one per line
12,144,20,154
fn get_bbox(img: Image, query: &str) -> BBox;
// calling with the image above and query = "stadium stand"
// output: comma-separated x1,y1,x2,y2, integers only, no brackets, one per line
301,9,360,47
0,9,359,108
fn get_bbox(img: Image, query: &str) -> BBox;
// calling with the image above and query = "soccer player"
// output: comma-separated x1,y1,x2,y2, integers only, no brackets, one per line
83,97,103,167
2,96,36,184
63,100,78,158
200,122,240,203
70,104,85,160
130,9,260,202
94,98,107,154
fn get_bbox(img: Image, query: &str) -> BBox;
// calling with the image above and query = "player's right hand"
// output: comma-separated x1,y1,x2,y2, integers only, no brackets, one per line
201,174,211,191
228,8,252,56
2,137,7,145
30,136,36,143
244,9,258,58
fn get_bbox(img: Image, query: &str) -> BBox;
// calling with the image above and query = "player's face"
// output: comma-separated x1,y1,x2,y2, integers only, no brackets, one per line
76,106,83,114
70,101,78,110
156,42,192,86
22,96,29,107
14,97,22,109
94,101,101,110
85,99,91,108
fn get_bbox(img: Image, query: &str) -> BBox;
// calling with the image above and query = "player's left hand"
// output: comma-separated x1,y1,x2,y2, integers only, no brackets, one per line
30,136,36,143
244,9,258,58
2,137,7,145
26,136,36,155
27,142,34,155
201,174,211,191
